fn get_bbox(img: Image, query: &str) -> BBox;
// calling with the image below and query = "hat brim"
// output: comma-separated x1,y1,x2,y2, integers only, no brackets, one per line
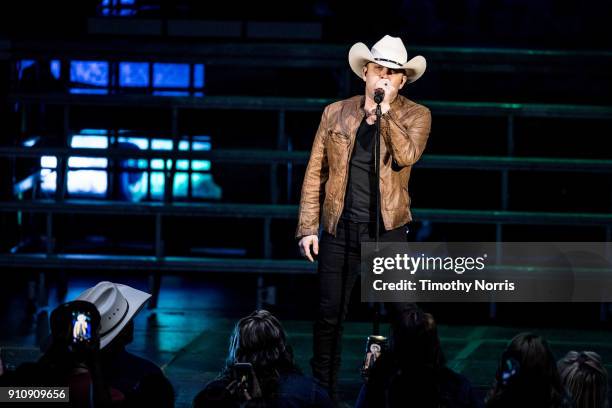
348,42,426,84
99,284,151,349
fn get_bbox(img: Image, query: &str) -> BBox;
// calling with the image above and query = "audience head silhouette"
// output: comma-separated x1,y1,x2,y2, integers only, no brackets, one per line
558,350,608,408
487,332,570,408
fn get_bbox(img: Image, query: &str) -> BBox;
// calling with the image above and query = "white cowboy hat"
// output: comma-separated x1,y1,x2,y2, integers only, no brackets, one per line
348,35,426,83
76,281,151,349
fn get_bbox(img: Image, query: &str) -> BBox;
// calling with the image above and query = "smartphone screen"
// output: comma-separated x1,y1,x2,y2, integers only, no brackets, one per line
71,310,92,344
232,363,253,392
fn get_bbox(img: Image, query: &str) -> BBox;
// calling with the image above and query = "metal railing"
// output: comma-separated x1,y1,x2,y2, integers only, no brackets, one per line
7,93,612,247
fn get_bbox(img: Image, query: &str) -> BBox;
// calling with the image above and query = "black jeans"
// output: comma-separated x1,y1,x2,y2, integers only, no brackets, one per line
312,219,411,397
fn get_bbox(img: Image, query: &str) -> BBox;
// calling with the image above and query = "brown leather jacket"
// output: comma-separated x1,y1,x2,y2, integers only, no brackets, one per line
296,94,431,238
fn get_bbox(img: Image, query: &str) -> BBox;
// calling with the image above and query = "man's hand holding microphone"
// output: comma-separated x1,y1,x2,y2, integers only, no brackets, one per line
365,78,394,125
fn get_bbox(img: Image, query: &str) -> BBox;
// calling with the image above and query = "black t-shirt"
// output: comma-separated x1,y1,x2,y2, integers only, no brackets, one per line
341,117,378,223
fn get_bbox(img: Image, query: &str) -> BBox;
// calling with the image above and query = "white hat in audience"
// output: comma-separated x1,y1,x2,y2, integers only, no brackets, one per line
77,281,151,349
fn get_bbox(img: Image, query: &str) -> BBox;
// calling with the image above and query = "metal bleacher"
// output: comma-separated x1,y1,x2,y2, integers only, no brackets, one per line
2,39,612,307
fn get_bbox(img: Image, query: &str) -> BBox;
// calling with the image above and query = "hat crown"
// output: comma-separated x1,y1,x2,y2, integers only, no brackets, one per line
370,35,408,66
76,281,128,336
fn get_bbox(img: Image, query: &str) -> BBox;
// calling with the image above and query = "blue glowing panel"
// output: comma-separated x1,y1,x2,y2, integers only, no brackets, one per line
71,61,109,87
41,156,57,169
22,138,38,147
71,135,109,149
151,159,165,170
192,137,211,151
153,90,190,96
150,172,165,199
123,158,149,169
151,139,173,150
40,169,57,192
100,0,137,16
70,89,109,95
18,60,35,80
119,62,149,87
177,137,210,150
79,129,108,136
50,60,61,79
173,173,189,196
176,160,189,171
67,170,107,196
68,135,109,196
101,9,131,16
191,160,211,171
195,64,205,88
193,141,211,150
153,63,190,88
68,157,108,168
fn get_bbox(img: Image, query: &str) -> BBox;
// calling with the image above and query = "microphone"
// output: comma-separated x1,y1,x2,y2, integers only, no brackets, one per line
373,88,385,104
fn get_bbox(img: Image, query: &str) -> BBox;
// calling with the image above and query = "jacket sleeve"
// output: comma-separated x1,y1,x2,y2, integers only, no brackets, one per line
295,106,330,239
382,106,431,167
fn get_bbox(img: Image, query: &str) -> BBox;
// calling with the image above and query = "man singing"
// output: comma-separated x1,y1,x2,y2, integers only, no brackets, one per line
295,34,432,401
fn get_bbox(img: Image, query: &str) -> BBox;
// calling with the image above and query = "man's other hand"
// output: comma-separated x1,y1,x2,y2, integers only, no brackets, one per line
298,235,319,262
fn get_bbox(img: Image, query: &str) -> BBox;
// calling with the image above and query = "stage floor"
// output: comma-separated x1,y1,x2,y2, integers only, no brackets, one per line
2,274,612,407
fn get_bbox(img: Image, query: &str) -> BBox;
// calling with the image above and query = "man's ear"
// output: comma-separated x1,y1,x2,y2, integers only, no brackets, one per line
362,65,368,81
399,75,407,89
